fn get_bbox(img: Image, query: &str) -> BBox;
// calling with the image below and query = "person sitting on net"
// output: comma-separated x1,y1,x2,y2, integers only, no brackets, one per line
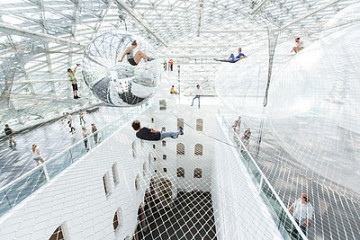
170,85,179,94
118,40,155,66
214,48,247,63
291,37,304,53
132,120,183,141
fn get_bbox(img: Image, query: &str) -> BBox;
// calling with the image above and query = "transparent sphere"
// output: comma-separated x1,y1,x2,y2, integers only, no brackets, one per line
82,32,160,106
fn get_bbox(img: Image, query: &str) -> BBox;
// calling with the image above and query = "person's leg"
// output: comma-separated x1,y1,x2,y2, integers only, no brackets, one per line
160,131,179,140
229,53,235,59
134,51,149,64
214,58,233,62
197,95,200,108
191,96,196,106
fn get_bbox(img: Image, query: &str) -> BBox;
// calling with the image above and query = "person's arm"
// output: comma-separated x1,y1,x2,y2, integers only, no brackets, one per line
73,64,79,74
36,149,41,155
302,219,311,227
118,48,130,62
150,128,159,133
288,205,294,212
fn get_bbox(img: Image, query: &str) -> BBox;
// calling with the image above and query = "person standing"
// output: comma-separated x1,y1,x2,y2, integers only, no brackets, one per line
82,127,90,151
66,113,76,134
288,193,314,238
4,124,17,147
91,123,98,144
31,144,45,166
168,59,174,71
79,109,86,125
191,84,201,109
68,64,81,99
241,128,251,151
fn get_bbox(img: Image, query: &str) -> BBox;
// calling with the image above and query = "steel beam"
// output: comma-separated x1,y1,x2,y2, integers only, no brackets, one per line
0,22,83,47
114,0,168,47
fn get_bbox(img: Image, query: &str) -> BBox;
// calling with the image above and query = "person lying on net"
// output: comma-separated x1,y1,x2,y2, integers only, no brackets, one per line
118,40,155,66
132,120,183,141
214,48,247,63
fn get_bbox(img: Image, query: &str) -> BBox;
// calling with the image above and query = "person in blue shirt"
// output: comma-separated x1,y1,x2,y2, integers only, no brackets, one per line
214,48,247,63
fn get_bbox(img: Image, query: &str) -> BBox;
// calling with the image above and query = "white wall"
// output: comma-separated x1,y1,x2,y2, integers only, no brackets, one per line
0,123,150,240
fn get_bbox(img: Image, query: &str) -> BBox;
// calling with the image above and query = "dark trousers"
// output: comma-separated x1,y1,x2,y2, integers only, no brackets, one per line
291,219,307,239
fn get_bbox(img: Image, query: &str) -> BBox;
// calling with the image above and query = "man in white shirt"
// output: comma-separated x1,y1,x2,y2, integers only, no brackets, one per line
288,193,314,238
191,84,201,109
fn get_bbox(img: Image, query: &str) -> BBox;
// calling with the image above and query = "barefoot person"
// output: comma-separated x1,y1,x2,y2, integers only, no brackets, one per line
118,40,155,66
68,64,81,99
31,144,45,166
132,120,183,141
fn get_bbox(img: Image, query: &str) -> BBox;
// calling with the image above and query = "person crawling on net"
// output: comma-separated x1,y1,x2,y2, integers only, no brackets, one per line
132,120,183,141
214,48,247,63
118,40,155,66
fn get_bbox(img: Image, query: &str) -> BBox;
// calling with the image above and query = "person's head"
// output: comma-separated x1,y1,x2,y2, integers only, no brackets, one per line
67,68,72,73
131,40,137,48
132,120,141,131
295,37,300,42
238,47,242,53
82,127,86,131
171,85,174,88
5,124,9,128
32,144,37,152
66,112,69,116
91,123,95,127
301,193,310,203
196,84,200,89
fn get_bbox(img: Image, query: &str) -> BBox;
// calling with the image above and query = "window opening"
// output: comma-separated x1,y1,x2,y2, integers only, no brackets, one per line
177,118,184,129
177,167,185,178
195,144,203,156
112,163,119,184
196,119,203,131
159,100,166,110
177,143,185,155
49,225,65,240
194,168,202,178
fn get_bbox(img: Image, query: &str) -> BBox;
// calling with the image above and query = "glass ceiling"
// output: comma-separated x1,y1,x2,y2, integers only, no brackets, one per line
0,0,357,126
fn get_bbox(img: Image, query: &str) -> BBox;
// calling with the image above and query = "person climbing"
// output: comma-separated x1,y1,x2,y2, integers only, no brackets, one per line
4,124,17,148
170,85,179,94
118,40,155,66
68,64,81,99
132,120,183,141
191,84,201,109
291,37,304,53
214,48,247,63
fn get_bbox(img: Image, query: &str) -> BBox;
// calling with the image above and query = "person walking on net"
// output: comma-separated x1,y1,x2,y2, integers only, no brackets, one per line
132,120,183,141
118,40,154,66
68,64,81,99
4,124,17,148
191,84,201,109
288,193,314,238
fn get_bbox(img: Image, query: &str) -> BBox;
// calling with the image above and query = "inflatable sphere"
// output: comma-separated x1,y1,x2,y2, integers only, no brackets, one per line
82,32,160,106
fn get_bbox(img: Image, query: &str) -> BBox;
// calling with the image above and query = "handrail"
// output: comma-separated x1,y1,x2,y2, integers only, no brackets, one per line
220,115,308,240
0,102,151,217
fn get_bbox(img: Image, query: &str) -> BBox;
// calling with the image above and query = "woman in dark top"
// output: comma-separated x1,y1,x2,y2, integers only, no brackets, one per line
118,40,155,66
132,120,183,141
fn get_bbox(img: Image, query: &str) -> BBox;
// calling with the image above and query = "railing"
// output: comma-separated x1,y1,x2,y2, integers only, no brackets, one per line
220,115,308,240
0,103,151,218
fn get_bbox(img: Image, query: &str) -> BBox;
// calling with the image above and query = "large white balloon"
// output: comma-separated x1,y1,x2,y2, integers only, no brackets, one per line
82,32,161,107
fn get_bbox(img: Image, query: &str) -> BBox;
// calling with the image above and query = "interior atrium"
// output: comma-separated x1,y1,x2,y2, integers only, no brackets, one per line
0,0,359,240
